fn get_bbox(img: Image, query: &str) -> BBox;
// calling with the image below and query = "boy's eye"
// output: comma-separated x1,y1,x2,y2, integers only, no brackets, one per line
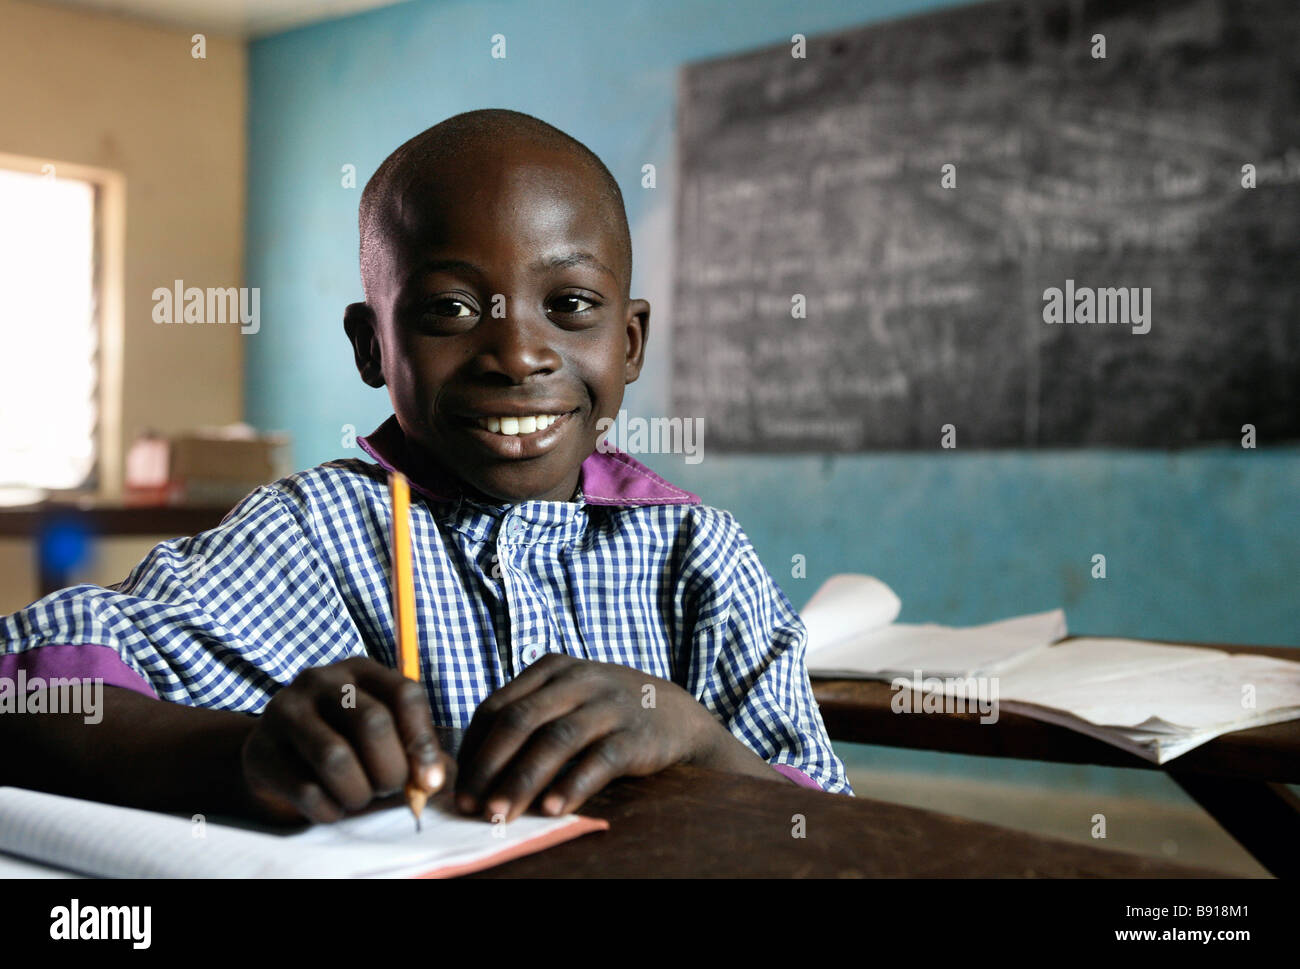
423,297,476,319
549,294,598,315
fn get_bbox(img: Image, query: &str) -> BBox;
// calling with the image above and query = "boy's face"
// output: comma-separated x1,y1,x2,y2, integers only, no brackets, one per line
347,139,647,503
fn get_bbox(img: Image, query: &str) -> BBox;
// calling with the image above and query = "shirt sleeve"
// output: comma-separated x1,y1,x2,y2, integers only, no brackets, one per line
683,511,853,795
0,484,367,711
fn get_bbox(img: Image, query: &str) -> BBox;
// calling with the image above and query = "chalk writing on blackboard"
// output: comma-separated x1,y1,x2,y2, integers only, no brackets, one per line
672,0,1300,450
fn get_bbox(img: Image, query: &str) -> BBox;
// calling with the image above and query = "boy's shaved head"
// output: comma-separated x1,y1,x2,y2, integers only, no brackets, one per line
359,109,632,301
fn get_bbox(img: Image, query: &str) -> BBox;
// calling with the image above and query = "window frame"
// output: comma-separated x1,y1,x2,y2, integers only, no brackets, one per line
0,152,125,499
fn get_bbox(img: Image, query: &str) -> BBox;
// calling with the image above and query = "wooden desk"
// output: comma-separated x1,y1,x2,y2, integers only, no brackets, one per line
811,639,1300,878
471,764,1223,877
0,501,232,597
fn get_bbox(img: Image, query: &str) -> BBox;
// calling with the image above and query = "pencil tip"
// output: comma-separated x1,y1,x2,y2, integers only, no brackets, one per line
407,783,429,833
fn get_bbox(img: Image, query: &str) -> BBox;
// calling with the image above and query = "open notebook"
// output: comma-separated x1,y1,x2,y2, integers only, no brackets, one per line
798,574,1300,763
995,638,1300,763
0,786,607,878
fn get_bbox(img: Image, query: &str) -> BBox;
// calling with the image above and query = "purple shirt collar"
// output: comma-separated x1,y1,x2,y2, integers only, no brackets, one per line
356,415,700,507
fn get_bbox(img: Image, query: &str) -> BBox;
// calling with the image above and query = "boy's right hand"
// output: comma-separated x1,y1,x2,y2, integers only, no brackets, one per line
239,657,448,824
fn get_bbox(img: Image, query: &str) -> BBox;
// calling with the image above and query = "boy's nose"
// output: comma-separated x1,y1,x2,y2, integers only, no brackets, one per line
467,306,562,380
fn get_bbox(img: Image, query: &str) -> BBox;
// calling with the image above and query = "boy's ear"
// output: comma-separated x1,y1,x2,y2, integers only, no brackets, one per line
623,298,650,384
344,302,386,388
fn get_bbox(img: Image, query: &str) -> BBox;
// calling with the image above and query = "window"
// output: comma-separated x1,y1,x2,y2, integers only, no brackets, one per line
0,166,99,491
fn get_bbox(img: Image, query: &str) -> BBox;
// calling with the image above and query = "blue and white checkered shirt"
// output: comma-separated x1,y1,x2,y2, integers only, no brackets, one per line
0,417,851,794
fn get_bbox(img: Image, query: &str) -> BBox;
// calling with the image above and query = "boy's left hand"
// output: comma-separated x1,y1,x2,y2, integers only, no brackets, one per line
454,653,747,821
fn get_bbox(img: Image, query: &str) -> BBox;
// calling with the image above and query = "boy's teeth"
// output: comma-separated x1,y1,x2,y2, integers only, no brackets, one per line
476,413,562,435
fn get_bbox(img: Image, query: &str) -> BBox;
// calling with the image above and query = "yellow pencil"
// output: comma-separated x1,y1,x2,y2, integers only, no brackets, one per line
388,470,427,830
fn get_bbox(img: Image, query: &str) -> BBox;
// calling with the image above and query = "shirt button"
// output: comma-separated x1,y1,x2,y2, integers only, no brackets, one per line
521,643,543,665
505,518,524,540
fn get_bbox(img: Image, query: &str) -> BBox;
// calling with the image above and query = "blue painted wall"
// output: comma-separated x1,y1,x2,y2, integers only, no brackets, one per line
246,0,1300,799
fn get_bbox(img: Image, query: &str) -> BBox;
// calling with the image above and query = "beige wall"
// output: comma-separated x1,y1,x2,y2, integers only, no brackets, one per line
0,1,246,611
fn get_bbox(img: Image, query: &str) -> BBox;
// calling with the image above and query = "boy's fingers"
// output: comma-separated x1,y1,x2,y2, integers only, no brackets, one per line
280,703,377,813
456,674,598,811
315,688,409,797
480,703,622,822
456,654,578,770
244,730,347,825
456,654,584,775
351,662,444,792
538,733,637,817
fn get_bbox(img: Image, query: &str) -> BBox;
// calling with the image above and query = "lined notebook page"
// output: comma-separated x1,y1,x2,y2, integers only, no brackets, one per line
0,787,607,878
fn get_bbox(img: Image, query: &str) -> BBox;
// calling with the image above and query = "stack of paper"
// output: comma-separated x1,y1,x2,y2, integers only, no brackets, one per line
800,574,1300,763
0,787,606,878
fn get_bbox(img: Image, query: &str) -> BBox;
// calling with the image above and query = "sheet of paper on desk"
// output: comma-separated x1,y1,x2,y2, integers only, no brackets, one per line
994,638,1300,762
0,786,607,878
800,573,1066,679
997,639,1300,728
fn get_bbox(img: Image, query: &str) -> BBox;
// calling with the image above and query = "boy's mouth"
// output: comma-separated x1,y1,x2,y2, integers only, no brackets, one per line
471,411,570,435
453,407,580,460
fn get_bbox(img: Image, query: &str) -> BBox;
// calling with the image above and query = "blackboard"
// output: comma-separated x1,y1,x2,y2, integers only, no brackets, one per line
671,0,1300,450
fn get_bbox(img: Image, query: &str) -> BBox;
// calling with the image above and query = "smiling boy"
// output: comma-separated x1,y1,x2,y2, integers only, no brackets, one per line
0,109,851,826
